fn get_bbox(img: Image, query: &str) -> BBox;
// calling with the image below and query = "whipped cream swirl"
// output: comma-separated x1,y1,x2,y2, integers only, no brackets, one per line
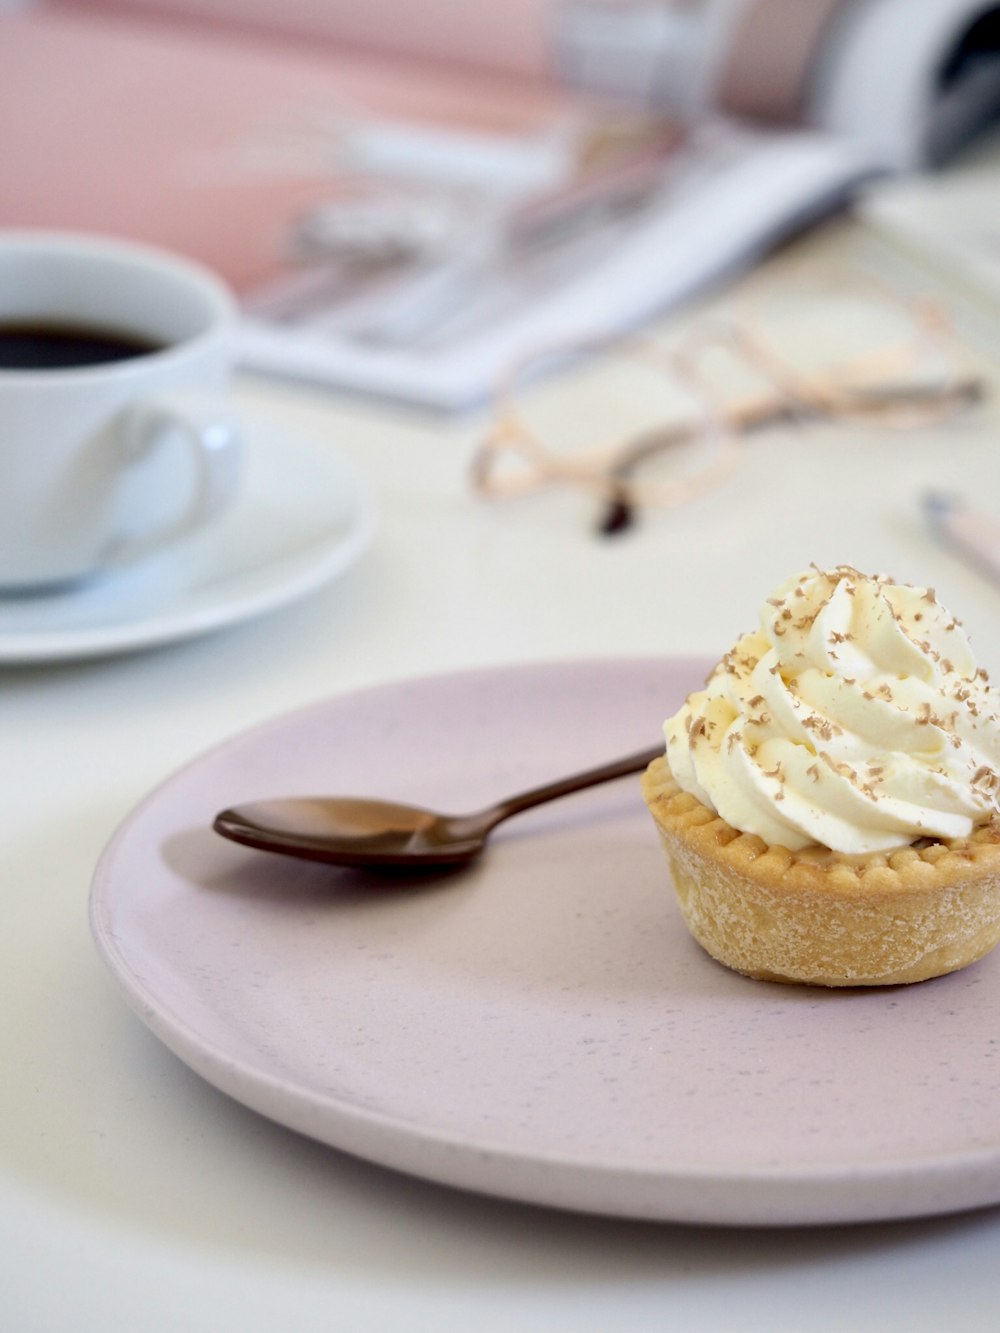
665,566,1000,854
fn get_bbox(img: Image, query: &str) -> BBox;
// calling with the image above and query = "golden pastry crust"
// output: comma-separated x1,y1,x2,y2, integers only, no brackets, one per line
642,756,1000,986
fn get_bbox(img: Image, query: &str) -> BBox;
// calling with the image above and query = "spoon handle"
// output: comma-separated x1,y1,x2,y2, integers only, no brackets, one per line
485,744,663,829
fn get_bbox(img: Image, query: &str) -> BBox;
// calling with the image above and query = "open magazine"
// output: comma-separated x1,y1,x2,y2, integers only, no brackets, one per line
3,1,999,408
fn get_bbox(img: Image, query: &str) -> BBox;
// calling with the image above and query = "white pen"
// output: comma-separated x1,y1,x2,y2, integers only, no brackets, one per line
924,491,1000,584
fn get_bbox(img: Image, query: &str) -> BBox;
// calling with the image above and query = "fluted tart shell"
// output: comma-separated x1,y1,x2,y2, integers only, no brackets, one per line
642,755,1000,987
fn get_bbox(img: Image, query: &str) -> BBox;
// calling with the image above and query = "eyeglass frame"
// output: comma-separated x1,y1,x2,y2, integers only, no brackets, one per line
470,271,981,533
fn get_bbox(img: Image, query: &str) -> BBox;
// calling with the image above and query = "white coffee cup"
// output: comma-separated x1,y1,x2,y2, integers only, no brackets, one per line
0,231,243,592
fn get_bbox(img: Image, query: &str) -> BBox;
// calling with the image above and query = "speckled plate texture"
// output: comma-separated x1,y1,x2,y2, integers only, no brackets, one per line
90,658,1000,1226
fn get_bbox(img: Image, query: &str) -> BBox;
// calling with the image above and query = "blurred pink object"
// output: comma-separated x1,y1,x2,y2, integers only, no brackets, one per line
925,493,1000,590
61,0,553,77
0,4,567,292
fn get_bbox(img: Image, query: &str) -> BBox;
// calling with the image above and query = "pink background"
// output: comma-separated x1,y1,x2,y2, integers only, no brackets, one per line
0,3,566,292
64,0,555,78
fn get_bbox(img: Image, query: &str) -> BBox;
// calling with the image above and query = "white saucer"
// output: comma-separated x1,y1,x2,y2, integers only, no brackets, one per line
0,419,374,663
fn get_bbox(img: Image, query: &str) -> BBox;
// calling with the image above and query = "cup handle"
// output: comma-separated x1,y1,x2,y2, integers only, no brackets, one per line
106,391,243,566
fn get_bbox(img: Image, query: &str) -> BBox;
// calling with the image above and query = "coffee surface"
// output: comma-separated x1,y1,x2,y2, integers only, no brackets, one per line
0,322,164,369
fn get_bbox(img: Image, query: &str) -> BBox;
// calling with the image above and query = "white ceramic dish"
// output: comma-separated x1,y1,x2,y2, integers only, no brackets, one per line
90,658,1000,1225
0,418,373,662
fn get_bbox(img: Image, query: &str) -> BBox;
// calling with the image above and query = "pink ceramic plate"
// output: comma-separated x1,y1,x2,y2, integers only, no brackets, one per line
90,658,1000,1225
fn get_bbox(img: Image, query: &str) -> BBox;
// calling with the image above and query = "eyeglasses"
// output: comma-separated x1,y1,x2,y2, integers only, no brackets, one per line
470,270,982,535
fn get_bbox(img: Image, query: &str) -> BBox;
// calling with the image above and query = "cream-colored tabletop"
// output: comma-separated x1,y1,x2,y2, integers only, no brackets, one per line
4,216,1000,1332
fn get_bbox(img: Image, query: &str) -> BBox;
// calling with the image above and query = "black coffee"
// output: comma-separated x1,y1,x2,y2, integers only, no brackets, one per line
0,321,165,370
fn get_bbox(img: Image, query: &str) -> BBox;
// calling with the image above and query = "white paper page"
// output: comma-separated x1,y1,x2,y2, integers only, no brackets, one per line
859,125,1000,305
809,0,1000,169
239,121,871,410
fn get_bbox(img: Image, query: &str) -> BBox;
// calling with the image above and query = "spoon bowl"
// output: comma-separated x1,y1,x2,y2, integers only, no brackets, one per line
213,744,662,871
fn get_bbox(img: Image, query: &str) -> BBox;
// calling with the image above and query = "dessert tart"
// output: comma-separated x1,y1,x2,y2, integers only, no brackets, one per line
644,566,1000,986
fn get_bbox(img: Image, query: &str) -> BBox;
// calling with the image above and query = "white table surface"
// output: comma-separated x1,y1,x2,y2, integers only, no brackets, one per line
5,218,1000,1332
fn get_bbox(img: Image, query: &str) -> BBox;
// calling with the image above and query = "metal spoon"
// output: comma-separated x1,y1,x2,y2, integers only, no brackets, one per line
213,744,662,870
